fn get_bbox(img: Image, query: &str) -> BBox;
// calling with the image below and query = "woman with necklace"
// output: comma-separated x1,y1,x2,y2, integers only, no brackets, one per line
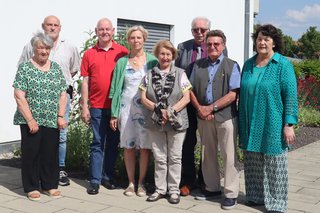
13,32,67,201
239,24,298,213
109,25,157,197
140,40,192,204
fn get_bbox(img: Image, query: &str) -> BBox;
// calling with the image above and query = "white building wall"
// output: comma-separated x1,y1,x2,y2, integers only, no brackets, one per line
0,0,253,143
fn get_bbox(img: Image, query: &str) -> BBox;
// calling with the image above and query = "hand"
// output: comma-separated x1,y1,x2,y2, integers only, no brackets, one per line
284,126,295,145
81,107,91,125
197,105,213,120
28,119,39,134
110,118,118,131
205,114,214,121
58,117,67,129
161,109,168,125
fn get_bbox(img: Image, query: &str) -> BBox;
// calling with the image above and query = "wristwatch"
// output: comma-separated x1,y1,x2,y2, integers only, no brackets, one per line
213,105,219,112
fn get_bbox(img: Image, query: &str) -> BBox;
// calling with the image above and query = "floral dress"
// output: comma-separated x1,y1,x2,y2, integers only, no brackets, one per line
119,62,150,149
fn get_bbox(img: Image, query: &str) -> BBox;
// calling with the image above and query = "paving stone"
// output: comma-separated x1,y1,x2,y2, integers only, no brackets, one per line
289,200,319,213
0,198,63,213
0,205,16,213
296,188,320,198
289,179,320,190
96,206,144,213
290,173,319,182
0,191,20,203
47,196,108,213
143,204,200,213
0,140,319,213
288,192,319,204
288,185,302,193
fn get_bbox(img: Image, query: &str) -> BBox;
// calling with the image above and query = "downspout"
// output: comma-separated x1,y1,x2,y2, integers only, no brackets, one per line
244,0,254,61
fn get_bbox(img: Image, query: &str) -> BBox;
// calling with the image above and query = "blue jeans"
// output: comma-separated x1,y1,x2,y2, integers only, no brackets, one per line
89,108,119,184
59,93,71,168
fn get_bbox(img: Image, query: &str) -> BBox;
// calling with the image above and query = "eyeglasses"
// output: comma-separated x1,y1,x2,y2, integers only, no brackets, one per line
207,42,224,47
191,28,208,34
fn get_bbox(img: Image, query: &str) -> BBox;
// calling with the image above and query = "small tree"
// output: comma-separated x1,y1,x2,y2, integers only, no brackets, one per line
298,26,320,59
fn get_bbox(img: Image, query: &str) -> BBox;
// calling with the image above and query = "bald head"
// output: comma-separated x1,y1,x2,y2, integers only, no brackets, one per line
43,15,60,25
42,15,61,42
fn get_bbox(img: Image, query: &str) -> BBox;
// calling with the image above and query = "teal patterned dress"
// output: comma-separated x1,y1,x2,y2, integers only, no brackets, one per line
239,52,298,212
13,60,67,128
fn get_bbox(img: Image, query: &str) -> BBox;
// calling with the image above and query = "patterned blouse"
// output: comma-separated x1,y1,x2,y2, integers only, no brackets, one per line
13,61,67,128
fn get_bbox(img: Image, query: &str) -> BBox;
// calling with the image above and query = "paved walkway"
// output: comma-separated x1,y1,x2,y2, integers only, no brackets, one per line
0,141,319,213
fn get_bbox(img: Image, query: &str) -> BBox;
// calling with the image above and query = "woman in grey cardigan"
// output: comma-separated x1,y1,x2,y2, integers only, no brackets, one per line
140,40,192,204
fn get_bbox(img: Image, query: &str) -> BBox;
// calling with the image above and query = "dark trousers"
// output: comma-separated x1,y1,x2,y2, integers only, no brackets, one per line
181,104,203,186
20,125,59,193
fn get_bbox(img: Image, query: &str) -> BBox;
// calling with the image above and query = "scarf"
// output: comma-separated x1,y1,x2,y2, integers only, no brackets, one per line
151,67,176,125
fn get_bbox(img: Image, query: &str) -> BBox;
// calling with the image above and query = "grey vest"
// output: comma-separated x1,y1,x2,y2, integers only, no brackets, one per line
193,57,238,122
144,65,189,131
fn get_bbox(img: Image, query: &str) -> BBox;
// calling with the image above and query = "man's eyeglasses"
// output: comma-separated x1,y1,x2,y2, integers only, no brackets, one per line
207,42,224,47
191,28,208,34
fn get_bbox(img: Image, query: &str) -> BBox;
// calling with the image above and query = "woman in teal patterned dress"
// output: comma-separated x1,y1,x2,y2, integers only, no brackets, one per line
13,32,67,201
109,26,157,197
239,24,298,213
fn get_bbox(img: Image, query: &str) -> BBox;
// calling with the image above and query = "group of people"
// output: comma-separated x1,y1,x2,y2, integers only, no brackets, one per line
12,14,298,213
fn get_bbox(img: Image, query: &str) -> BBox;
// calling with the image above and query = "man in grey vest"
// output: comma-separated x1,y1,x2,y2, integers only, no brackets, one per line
175,17,228,196
189,30,240,210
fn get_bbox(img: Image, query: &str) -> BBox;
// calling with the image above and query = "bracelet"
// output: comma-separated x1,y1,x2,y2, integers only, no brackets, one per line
285,124,293,127
26,118,34,123
58,115,64,118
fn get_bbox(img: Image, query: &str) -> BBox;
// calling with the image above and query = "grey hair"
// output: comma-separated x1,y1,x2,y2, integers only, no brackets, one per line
30,32,54,50
191,16,211,29
206,29,227,44
126,25,148,41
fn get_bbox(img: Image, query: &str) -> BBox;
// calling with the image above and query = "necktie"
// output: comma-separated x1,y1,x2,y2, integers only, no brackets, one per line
196,46,202,60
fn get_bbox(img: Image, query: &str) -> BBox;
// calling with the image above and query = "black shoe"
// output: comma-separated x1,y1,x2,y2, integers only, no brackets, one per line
147,192,166,202
222,198,237,210
59,170,70,186
245,201,264,206
195,190,222,200
101,179,116,190
168,193,180,204
87,183,99,195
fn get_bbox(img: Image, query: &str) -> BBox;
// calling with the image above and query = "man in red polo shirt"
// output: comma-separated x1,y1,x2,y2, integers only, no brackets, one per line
80,17,128,195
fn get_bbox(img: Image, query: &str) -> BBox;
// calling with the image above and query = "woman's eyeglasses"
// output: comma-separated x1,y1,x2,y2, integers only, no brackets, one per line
191,28,208,34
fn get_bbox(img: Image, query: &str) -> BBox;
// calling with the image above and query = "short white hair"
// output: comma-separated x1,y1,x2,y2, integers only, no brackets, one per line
191,16,211,29
30,32,53,49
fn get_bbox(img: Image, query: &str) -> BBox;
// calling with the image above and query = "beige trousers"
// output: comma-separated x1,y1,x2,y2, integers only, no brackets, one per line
148,129,186,195
197,118,239,198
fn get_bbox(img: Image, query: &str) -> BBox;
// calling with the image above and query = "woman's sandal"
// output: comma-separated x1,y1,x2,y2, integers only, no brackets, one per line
27,190,41,201
43,189,62,199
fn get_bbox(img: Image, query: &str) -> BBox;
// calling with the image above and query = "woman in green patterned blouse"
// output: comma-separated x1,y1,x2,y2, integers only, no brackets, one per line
13,32,67,201
239,24,298,213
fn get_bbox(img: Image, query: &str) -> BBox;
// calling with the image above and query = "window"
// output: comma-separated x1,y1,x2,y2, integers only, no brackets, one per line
117,19,171,53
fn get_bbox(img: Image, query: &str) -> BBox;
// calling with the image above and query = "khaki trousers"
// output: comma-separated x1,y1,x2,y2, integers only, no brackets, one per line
148,129,186,195
197,118,239,198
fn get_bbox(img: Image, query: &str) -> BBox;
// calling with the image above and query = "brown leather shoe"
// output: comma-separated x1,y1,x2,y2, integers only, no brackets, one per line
180,185,191,196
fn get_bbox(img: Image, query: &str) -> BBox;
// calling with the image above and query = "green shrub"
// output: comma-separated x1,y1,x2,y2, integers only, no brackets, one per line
294,60,320,81
299,107,320,127
66,122,91,171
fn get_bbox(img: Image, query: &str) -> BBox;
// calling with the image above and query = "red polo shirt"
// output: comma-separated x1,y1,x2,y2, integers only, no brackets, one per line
81,41,128,108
